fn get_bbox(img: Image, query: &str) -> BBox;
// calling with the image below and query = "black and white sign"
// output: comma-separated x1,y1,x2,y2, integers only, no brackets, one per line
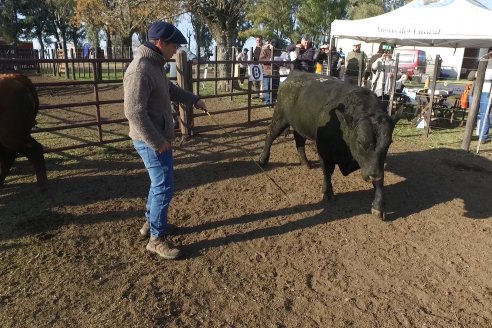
249,64,263,81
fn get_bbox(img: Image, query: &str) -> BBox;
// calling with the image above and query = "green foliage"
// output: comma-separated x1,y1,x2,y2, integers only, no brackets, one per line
190,13,213,59
243,0,299,43
0,0,23,43
297,0,348,45
347,0,410,19
347,0,384,19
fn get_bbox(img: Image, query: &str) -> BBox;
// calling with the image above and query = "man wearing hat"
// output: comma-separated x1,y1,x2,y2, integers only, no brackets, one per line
124,21,207,260
236,48,249,84
344,42,367,86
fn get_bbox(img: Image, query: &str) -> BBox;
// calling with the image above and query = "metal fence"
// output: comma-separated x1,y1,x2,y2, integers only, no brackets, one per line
0,54,281,153
1,51,487,153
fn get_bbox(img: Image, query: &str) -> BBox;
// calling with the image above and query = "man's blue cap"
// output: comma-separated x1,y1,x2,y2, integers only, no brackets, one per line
148,21,187,44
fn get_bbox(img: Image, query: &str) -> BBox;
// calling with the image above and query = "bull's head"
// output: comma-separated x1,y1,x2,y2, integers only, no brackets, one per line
335,102,394,183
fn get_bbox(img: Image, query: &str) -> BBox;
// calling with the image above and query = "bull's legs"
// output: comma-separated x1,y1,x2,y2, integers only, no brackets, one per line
0,147,16,187
258,109,289,166
293,131,310,168
316,143,336,201
18,137,47,185
371,178,386,220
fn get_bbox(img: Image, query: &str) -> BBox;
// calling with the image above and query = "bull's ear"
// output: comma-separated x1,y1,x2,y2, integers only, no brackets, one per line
335,103,353,126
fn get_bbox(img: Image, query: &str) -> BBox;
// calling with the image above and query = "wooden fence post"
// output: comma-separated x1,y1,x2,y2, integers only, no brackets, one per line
176,50,193,137
387,53,400,115
425,55,440,137
214,45,218,95
231,47,236,100
461,58,487,150
70,48,76,80
51,49,56,76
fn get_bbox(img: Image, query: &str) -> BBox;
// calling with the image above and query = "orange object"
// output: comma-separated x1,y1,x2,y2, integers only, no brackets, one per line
460,83,472,109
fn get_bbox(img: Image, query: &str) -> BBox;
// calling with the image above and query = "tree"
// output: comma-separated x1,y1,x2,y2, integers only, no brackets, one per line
185,0,248,91
347,0,384,20
297,0,348,46
20,0,52,57
76,0,182,58
190,13,213,60
348,0,411,19
0,0,23,44
46,0,83,58
74,0,105,48
244,0,300,44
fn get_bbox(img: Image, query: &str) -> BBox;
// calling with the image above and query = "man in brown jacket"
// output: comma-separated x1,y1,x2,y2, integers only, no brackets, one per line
124,21,207,260
259,39,281,105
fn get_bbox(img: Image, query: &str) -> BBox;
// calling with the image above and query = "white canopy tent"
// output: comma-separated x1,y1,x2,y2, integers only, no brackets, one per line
331,0,492,152
331,0,492,48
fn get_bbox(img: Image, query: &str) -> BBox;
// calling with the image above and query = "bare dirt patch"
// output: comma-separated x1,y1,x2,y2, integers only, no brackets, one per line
1,75,491,327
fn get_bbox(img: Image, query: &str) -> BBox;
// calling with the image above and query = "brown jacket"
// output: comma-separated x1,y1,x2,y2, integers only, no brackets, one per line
259,46,281,76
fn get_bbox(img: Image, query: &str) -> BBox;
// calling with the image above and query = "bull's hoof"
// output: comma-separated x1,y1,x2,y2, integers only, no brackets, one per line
258,157,268,167
371,207,386,220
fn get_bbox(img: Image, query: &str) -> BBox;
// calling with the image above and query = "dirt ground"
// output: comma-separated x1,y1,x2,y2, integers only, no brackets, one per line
1,75,492,327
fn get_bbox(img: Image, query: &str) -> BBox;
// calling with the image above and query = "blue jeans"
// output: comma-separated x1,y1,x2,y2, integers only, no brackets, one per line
263,77,271,104
262,77,279,104
477,91,491,139
133,140,174,237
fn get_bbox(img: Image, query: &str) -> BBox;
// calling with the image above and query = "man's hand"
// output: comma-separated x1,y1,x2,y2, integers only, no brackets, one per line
194,99,208,114
157,140,172,154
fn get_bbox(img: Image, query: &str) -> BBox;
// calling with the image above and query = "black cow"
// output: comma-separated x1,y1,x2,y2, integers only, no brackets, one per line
0,74,47,186
259,71,399,219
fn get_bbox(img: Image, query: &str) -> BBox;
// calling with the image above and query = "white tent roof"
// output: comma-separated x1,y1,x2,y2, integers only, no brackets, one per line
331,0,492,48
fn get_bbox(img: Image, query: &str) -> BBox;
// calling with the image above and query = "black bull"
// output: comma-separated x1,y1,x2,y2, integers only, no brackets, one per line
259,71,400,219
0,74,47,187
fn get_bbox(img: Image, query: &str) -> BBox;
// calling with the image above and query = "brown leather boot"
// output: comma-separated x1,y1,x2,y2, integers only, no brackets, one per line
146,236,181,260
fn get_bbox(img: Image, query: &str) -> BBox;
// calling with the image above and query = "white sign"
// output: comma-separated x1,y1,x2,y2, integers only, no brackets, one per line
249,64,263,81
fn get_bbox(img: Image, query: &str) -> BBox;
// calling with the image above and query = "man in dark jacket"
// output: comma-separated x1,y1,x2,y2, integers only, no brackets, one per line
344,42,367,85
329,45,341,77
287,36,316,73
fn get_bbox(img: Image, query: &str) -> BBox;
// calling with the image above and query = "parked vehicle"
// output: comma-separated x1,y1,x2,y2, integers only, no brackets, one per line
394,49,426,80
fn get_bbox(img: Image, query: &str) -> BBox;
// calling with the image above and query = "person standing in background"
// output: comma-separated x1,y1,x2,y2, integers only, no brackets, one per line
329,45,341,77
315,45,329,74
236,48,249,84
370,51,397,108
344,42,367,86
286,36,316,73
476,47,492,142
259,38,281,105
252,35,263,98
338,47,345,59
